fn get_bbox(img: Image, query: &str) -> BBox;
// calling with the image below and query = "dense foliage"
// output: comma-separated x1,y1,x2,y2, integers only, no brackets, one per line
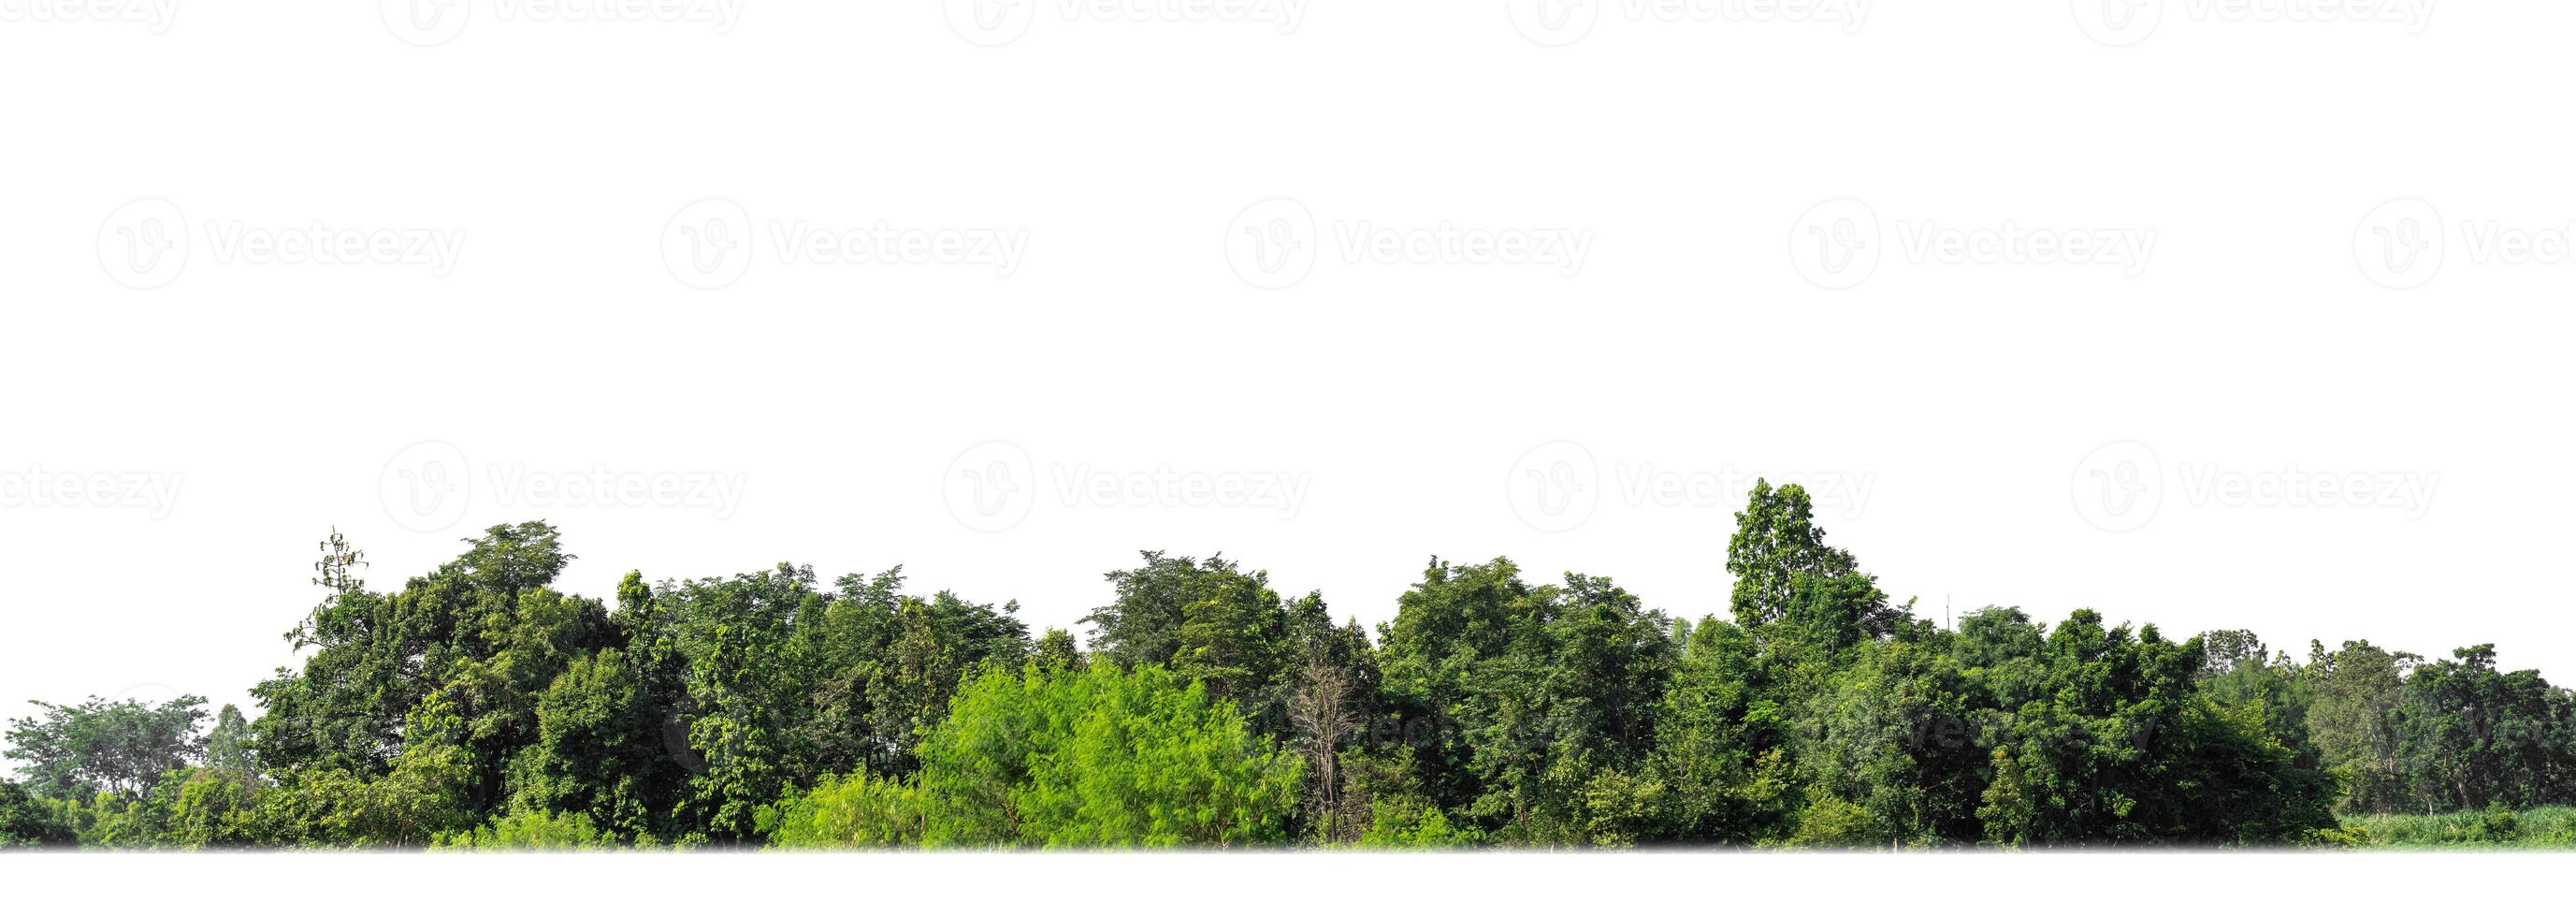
8,483,2576,850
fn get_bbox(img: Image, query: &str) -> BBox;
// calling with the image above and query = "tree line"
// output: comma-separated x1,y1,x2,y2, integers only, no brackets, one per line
7,481,2576,849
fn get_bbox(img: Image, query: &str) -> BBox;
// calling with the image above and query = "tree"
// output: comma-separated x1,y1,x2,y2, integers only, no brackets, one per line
1082,552,1330,732
2395,646,2576,813
1974,613,2335,846
0,779,76,848
5,693,210,800
2304,639,2415,812
1375,558,1676,845
914,662,1302,848
205,705,253,775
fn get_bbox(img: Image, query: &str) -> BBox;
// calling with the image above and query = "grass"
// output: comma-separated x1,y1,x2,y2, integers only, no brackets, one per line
2336,805,2576,849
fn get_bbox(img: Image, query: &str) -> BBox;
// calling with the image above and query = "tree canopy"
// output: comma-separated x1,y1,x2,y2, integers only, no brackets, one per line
8,485,2575,850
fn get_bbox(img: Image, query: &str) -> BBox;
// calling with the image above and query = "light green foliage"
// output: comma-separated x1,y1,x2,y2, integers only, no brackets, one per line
433,809,618,850
916,662,1302,848
1354,794,1477,849
2339,804,2576,848
758,771,925,849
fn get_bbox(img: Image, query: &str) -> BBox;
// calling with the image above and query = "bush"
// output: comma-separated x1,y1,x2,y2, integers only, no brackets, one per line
433,810,618,851
760,772,925,849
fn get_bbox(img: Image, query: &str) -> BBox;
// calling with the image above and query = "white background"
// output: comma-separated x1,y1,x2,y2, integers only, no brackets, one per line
2,0,2570,887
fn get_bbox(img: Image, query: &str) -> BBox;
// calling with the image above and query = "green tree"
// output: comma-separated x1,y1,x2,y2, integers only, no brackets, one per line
0,779,77,848
1375,558,1675,845
1082,552,1331,732
5,693,210,800
914,662,1302,848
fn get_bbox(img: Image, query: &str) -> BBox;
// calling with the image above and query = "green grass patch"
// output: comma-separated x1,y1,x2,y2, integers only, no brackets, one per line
2336,805,2576,848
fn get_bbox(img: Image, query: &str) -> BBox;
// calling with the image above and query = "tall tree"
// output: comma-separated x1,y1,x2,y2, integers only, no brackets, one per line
5,693,210,800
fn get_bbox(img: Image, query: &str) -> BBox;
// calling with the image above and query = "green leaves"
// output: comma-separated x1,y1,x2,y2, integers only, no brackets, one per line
3,693,209,800
916,662,1302,848
18,497,2575,851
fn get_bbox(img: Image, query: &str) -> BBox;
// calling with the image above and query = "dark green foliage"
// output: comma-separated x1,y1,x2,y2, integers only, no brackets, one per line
0,780,75,848
8,490,2574,850
1374,559,1675,845
1081,552,1333,734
